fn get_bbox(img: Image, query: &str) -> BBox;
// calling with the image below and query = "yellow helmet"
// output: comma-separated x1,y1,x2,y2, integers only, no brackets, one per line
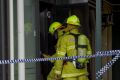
49,22,62,35
67,15,80,26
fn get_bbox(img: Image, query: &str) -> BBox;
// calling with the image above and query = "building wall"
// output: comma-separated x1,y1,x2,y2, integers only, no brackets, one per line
102,1,112,80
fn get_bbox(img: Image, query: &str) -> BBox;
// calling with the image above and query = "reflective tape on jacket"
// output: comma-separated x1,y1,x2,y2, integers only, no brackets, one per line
78,49,87,53
62,73,87,78
55,70,61,74
57,51,66,56
67,45,75,50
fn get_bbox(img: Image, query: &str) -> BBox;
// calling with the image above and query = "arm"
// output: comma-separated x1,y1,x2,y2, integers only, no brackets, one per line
54,36,67,75
43,53,57,63
87,38,92,56
85,38,92,63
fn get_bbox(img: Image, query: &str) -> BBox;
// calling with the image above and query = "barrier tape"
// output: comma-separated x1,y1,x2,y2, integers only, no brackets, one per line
96,53,120,79
0,50,119,64
0,50,119,79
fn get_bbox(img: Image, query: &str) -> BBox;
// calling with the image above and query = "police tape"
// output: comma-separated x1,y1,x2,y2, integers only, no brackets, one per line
96,53,120,79
0,50,119,79
0,50,119,64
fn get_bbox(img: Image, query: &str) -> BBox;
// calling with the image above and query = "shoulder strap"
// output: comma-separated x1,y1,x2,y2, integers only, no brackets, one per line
69,33,81,50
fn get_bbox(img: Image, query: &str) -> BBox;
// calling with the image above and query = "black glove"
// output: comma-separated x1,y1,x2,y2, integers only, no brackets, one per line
76,61,85,69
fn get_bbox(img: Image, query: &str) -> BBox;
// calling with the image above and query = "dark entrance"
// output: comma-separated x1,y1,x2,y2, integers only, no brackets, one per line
38,1,91,80
112,6,120,80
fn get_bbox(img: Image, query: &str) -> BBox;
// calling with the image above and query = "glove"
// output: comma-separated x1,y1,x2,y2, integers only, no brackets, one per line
42,54,55,63
54,74,61,80
54,70,62,80
42,54,51,58
76,61,85,69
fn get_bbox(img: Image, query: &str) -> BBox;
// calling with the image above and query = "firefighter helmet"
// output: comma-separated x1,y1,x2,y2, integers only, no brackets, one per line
67,15,80,26
49,22,62,35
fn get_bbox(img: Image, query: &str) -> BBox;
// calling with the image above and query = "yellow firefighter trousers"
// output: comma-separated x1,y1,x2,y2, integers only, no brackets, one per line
47,67,88,80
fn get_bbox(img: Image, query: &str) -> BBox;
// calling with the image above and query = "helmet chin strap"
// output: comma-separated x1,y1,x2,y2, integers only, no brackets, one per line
53,31,58,39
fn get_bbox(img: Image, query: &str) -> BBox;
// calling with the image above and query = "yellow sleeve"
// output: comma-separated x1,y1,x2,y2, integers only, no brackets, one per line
84,38,92,63
87,38,92,55
54,36,67,74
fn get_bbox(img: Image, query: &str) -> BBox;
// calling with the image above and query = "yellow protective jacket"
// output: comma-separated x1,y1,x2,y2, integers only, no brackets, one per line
54,29,92,78
44,29,65,63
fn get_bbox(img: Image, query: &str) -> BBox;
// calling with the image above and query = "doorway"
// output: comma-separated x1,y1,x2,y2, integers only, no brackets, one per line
39,1,91,80
112,11,120,80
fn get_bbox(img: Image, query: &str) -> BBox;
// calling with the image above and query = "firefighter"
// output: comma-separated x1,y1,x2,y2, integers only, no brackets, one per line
43,21,65,60
49,21,65,38
45,21,66,80
53,15,92,80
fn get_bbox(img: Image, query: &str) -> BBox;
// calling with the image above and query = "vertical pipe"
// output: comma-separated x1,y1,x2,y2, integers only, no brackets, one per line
0,0,5,80
17,0,25,80
9,0,14,80
95,0,102,79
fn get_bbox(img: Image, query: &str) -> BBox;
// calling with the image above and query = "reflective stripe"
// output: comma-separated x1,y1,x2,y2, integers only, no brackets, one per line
62,73,87,78
55,70,61,74
67,45,75,50
87,51,92,55
78,49,87,56
72,59,76,67
57,51,66,56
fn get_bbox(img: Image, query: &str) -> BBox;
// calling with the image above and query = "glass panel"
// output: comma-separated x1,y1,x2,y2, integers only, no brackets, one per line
24,0,36,80
14,0,37,80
